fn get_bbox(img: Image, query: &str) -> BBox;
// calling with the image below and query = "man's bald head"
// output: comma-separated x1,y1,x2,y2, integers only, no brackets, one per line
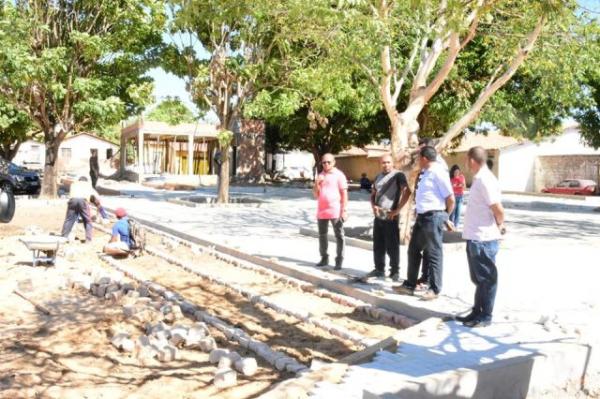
380,154,393,172
321,153,335,171
467,146,487,165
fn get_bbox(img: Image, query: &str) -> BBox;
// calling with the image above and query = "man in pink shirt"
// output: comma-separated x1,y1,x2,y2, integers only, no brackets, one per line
313,153,348,270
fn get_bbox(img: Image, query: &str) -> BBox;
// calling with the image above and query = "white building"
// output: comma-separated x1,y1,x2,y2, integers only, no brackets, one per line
13,133,119,175
498,122,600,192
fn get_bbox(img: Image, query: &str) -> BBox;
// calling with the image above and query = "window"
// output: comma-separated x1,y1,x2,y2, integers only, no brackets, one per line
61,148,72,159
569,181,580,188
106,148,113,159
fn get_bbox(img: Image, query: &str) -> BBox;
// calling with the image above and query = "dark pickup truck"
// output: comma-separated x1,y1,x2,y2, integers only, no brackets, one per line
0,156,16,223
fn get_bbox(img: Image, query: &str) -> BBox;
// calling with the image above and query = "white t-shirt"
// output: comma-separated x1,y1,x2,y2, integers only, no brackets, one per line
415,162,453,214
462,166,502,241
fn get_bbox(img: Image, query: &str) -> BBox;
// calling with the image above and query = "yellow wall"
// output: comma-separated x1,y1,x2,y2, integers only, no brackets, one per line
443,149,499,187
335,156,381,181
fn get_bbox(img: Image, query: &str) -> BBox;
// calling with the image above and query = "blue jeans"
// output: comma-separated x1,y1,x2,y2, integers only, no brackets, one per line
466,240,499,322
450,195,463,227
405,211,446,294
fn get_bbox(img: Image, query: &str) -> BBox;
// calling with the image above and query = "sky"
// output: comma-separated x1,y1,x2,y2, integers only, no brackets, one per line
147,0,600,121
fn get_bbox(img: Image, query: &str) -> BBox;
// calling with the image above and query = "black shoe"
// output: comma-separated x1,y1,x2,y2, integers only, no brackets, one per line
334,258,343,270
455,312,478,323
365,269,384,279
463,319,491,328
389,272,399,282
316,257,329,267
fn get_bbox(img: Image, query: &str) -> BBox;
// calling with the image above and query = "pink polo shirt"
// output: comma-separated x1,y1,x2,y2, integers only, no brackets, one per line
317,168,348,220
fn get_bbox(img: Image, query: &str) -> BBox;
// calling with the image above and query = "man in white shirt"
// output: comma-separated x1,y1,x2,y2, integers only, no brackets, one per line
394,146,455,300
61,176,103,242
456,146,505,328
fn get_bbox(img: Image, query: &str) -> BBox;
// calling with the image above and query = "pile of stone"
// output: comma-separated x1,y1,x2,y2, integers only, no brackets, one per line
209,348,258,388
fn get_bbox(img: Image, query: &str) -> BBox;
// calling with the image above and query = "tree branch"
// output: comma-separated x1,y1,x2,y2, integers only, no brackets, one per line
437,16,546,150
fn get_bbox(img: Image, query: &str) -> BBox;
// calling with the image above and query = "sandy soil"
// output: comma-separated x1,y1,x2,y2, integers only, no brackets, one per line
0,201,282,398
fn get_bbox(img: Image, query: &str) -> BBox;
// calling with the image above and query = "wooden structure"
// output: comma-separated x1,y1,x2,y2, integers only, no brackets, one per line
120,119,219,181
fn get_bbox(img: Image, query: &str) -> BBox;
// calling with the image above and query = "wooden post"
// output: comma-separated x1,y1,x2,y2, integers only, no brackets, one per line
137,129,144,183
188,134,194,175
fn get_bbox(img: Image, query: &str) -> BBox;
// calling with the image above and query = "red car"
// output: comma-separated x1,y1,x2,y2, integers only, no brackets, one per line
542,179,598,195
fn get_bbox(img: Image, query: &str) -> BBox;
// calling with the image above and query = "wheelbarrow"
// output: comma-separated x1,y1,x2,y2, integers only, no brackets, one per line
19,235,68,266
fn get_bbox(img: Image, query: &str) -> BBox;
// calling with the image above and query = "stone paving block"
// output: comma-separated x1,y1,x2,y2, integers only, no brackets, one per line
209,349,230,364
234,357,258,376
126,290,140,299
105,283,120,294
199,337,217,352
111,333,130,350
214,368,237,388
157,344,178,362
185,326,206,347
123,305,140,318
138,286,150,297
120,282,136,293
97,277,112,285
107,290,124,303
169,327,188,347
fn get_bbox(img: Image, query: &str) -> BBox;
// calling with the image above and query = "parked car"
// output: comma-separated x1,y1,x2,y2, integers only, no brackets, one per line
9,162,41,195
541,179,597,196
0,156,16,223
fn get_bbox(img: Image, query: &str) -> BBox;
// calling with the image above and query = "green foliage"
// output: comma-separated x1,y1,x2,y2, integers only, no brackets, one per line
0,0,165,142
147,97,196,125
0,96,34,159
216,130,234,148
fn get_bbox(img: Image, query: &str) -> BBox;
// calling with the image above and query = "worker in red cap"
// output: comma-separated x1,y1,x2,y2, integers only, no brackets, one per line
103,207,131,256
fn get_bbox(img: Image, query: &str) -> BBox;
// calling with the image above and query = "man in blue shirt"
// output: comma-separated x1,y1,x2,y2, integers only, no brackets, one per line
103,207,131,256
394,146,455,300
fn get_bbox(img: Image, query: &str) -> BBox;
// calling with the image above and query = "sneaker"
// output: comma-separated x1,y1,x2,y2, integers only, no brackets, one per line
420,289,438,301
392,285,414,296
365,269,384,279
463,319,491,328
316,257,329,267
388,272,399,282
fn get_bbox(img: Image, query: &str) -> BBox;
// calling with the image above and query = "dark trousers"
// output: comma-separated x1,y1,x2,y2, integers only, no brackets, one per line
90,171,98,189
373,218,400,274
318,218,345,261
466,240,499,321
405,212,446,293
61,198,93,241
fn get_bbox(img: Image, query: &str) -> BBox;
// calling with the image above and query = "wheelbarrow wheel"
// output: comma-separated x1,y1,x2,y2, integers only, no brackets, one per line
0,182,16,223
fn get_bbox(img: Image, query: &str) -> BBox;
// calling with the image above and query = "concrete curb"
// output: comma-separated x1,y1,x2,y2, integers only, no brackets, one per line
100,206,447,322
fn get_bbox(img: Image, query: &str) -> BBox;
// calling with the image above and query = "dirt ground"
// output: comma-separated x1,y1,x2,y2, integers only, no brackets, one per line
0,201,282,398
0,200,405,398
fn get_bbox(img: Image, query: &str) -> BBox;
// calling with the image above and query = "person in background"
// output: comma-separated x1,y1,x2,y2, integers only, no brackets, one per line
364,154,410,281
394,146,455,301
314,153,348,270
359,173,372,192
456,146,505,328
449,164,465,228
89,149,100,189
103,207,131,256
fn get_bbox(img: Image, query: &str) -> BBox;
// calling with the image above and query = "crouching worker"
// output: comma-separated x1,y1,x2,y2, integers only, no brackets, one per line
103,208,131,257
62,176,103,242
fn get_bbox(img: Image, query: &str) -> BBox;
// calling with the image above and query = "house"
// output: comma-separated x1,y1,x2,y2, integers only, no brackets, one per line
444,130,521,186
335,144,390,181
119,118,266,184
57,133,119,174
12,133,119,174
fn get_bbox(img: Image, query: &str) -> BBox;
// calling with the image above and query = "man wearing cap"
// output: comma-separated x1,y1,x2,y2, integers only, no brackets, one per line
103,208,131,256
394,146,455,300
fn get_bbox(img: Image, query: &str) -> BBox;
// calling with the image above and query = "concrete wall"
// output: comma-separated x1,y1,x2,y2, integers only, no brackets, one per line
57,134,118,174
535,155,600,191
335,156,380,182
12,140,45,170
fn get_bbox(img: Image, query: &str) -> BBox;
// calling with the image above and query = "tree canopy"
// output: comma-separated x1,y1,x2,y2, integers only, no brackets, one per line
146,96,196,125
0,0,165,196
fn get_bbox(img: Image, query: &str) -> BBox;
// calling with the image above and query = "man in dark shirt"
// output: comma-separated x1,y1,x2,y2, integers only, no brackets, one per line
89,149,99,189
364,154,410,281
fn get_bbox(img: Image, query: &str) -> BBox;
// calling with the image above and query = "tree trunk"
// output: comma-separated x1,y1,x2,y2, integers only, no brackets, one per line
41,139,60,198
0,141,23,161
217,144,230,203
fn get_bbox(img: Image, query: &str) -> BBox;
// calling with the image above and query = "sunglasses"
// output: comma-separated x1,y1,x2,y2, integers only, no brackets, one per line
321,161,332,164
